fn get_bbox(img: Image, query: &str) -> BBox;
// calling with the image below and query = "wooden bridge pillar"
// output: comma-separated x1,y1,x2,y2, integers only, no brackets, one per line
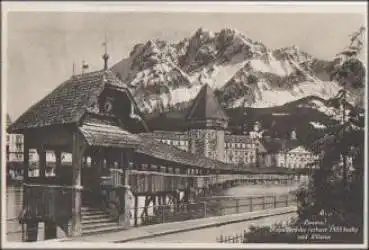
21,137,31,241
134,195,139,227
22,137,29,183
24,221,39,242
38,147,46,179
44,221,57,240
71,132,85,237
118,150,132,227
162,194,167,205
91,148,102,179
152,195,157,216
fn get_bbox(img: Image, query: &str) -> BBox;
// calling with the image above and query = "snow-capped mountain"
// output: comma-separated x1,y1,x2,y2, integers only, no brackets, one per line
110,27,365,115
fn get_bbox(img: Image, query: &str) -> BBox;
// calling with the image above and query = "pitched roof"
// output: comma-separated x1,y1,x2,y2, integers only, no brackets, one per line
7,70,129,133
185,84,229,122
136,138,234,170
75,116,233,171
79,117,142,149
140,131,189,141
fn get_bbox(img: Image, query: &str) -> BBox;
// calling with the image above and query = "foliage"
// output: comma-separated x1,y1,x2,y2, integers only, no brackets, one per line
242,27,365,244
331,26,366,89
331,58,366,88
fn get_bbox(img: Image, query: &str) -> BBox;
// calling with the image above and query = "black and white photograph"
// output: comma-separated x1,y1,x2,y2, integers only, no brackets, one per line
1,1,367,248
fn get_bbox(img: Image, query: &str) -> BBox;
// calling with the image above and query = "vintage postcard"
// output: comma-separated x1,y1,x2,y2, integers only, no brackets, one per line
1,1,367,249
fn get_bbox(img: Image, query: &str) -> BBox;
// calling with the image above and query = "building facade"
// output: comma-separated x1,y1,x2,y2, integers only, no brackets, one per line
141,131,189,152
141,131,265,167
140,85,266,168
139,86,319,170
224,134,266,166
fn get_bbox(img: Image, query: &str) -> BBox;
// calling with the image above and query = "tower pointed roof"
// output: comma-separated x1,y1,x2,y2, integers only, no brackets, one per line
186,84,229,122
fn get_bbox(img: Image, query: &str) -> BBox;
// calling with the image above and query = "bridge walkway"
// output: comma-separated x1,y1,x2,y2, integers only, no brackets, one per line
59,206,297,243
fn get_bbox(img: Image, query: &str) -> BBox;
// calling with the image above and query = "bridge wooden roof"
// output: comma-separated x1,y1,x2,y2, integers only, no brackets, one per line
79,120,142,149
7,70,147,133
78,114,233,171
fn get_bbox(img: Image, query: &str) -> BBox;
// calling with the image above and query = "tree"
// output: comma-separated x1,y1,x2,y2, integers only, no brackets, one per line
331,26,366,88
243,27,365,243
294,27,365,242
294,24,365,237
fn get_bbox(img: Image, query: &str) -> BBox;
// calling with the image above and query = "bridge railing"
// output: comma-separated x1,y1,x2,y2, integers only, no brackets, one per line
128,171,297,194
217,231,247,243
132,193,297,227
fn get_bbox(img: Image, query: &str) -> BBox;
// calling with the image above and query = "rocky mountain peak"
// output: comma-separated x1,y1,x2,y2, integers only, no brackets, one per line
111,27,365,115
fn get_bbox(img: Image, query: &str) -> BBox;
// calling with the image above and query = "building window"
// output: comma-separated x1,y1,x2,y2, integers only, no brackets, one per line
16,135,23,143
16,143,23,152
16,153,22,160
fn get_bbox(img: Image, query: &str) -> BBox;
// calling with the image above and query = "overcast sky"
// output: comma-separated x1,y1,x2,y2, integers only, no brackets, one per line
5,10,366,120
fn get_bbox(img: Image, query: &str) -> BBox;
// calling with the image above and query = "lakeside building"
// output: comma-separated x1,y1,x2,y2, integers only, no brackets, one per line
139,84,319,170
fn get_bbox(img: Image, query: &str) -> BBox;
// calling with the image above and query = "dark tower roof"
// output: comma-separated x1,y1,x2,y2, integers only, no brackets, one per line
186,84,229,122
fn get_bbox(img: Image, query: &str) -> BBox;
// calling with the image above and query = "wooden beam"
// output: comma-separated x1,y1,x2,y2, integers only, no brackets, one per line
134,195,138,227
27,126,73,150
96,148,104,178
55,150,62,179
38,147,46,180
119,150,132,226
21,136,31,241
71,131,85,237
23,136,30,183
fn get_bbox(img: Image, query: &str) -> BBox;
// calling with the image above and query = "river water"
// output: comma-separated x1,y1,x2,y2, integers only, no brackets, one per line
5,183,298,242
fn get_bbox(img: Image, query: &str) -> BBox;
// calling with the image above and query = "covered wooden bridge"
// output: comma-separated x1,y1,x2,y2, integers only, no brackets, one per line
8,68,302,241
